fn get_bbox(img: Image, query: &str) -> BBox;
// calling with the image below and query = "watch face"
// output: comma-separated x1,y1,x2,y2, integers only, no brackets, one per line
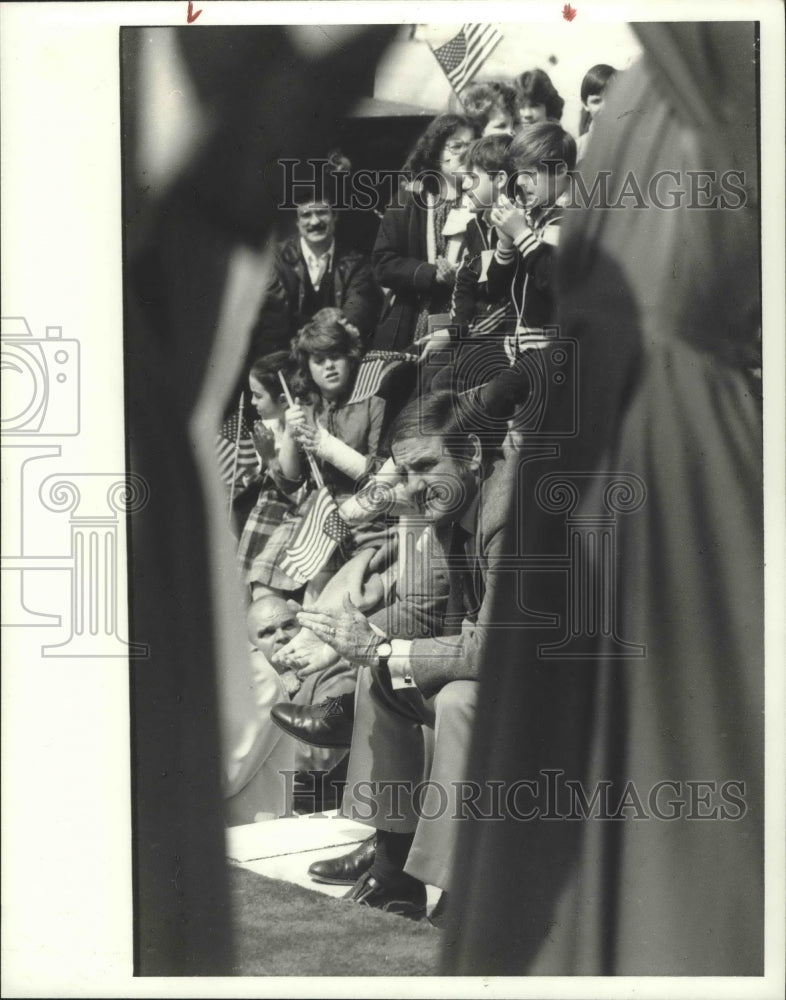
377,640,393,659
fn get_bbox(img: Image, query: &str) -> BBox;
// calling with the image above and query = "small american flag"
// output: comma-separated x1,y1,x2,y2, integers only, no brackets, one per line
215,410,258,496
279,486,352,584
429,24,503,94
347,350,417,404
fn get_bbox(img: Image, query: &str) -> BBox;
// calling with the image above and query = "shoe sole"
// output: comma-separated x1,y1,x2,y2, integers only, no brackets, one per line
270,714,351,749
308,872,357,886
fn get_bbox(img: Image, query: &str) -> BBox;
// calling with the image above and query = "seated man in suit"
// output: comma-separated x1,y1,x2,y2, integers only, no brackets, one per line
272,390,516,919
246,185,382,359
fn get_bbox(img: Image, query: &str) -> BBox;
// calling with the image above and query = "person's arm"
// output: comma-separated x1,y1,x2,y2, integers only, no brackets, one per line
246,259,293,357
339,254,383,344
406,504,508,698
297,396,386,482
372,201,437,295
276,405,308,484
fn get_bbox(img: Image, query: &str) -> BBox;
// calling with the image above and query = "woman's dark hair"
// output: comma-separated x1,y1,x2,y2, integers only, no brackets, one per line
579,63,617,135
291,307,362,395
404,113,479,194
460,80,519,132
580,63,617,103
466,132,513,174
249,350,298,397
515,68,564,121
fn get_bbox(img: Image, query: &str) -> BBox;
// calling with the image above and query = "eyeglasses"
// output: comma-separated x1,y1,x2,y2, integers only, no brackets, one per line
444,140,471,154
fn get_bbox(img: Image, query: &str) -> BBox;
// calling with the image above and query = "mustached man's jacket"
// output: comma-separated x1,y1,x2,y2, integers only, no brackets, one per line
247,236,382,358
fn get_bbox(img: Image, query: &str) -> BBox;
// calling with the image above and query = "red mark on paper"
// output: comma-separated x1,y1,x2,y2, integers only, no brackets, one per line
187,1,203,22
562,4,577,21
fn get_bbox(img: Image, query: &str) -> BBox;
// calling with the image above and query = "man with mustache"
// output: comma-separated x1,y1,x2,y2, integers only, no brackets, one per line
247,186,382,358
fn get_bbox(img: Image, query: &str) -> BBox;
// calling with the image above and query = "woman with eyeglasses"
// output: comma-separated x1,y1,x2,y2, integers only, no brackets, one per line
370,113,480,352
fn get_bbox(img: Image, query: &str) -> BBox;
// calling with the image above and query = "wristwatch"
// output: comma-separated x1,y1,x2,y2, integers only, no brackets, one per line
374,637,393,669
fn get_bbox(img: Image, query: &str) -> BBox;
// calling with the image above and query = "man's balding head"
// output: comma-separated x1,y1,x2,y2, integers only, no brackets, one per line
247,595,302,662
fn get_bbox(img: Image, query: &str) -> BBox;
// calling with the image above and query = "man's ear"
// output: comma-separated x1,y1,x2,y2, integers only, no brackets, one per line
468,433,483,470
277,393,287,407
494,170,509,192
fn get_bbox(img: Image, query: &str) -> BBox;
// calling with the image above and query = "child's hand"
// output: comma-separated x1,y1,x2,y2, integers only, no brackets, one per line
490,194,529,244
284,401,307,438
252,422,276,464
294,422,322,453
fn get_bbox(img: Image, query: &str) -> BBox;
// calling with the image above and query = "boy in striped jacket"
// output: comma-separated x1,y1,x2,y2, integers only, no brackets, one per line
487,122,577,361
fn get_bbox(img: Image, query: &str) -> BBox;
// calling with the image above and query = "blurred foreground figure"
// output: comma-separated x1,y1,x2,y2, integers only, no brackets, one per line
123,25,393,974
447,22,763,975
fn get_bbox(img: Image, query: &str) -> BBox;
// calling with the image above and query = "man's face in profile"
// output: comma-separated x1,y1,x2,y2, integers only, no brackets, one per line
296,201,335,251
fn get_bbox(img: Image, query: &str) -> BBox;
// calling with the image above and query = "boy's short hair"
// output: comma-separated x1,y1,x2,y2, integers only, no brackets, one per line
388,390,482,462
580,63,617,103
466,132,513,174
249,350,298,396
507,122,577,175
516,69,565,121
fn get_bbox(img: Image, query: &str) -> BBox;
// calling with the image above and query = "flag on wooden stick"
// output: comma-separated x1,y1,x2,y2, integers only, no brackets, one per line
429,24,503,94
215,407,257,497
279,486,352,584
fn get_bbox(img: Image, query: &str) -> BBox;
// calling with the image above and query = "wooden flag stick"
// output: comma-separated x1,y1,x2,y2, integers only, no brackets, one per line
278,371,324,489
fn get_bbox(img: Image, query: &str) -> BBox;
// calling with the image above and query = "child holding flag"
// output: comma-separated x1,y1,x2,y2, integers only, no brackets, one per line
247,308,388,599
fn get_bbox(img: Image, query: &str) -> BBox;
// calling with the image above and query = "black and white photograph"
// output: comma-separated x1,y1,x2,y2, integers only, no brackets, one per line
2,2,784,996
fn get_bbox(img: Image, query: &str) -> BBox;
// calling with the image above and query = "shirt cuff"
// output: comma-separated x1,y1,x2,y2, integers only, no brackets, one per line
513,229,539,257
494,244,516,264
388,639,416,690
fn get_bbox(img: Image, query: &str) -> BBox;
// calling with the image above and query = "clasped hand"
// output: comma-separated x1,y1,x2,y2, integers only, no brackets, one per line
296,593,381,667
489,193,529,245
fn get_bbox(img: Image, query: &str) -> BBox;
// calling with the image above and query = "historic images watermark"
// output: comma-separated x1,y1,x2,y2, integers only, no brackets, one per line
279,158,749,213
279,770,748,823
0,316,148,656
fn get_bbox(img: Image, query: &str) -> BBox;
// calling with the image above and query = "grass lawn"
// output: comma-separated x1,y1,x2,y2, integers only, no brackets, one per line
229,865,443,976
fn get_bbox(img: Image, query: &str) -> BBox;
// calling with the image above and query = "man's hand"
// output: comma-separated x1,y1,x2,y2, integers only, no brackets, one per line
296,593,381,667
490,194,529,245
272,627,341,677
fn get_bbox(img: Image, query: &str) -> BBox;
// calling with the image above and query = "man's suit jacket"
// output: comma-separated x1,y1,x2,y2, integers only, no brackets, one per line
372,453,516,699
248,235,382,355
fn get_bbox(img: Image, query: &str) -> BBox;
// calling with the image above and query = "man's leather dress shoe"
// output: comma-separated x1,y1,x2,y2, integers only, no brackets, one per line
270,695,353,748
308,834,376,885
342,870,427,919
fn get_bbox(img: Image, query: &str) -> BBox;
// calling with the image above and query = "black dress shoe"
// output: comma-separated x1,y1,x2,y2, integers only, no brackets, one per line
270,695,354,748
308,833,376,885
342,870,427,919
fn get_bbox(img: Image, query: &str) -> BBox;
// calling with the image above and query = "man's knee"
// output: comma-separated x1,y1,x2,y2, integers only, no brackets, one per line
433,680,478,725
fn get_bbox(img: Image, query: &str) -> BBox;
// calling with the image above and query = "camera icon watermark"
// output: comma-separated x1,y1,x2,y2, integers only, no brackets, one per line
1,317,80,436
1,316,147,656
